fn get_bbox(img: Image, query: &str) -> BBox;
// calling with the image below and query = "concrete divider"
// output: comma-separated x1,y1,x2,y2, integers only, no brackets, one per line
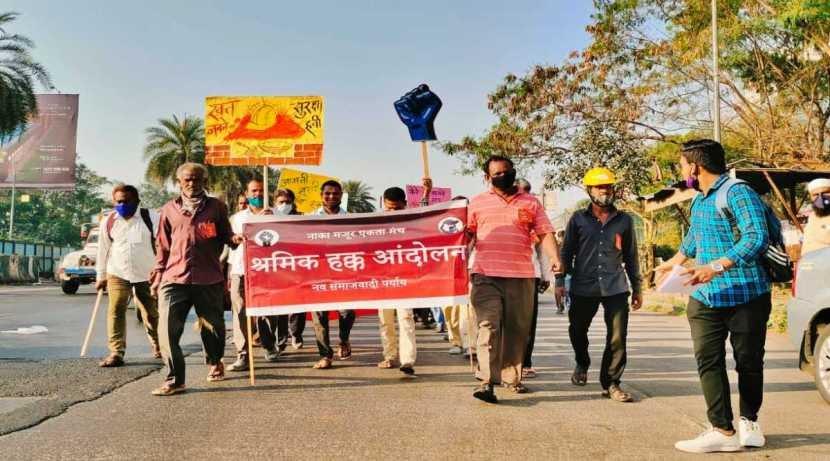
0,255,40,283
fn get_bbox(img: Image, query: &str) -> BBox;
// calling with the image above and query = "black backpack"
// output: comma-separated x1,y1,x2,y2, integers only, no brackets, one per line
714,178,793,283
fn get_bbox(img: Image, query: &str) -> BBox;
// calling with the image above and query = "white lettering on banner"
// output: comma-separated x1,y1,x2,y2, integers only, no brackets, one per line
306,229,392,241
372,241,467,267
249,243,466,273
251,252,321,272
382,278,408,288
325,279,382,291
326,252,366,272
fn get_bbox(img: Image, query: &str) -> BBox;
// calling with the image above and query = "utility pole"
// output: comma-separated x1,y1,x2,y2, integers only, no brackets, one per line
712,0,721,142
8,149,15,240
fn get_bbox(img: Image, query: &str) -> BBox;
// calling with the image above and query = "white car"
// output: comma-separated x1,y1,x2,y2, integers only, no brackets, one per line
57,229,99,294
787,246,830,403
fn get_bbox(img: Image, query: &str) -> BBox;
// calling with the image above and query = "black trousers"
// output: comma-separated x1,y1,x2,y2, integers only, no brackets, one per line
312,310,355,359
523,279,541,368
568,291,630,389
274,314,307,350
687,293,771,431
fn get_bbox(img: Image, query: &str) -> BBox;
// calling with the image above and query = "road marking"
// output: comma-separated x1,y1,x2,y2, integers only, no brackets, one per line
0,286,58,295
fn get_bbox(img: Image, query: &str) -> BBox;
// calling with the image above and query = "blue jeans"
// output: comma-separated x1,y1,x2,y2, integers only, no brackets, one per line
431,307,445,326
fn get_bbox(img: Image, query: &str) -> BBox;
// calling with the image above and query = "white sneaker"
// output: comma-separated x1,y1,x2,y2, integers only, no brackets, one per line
675,427,742,453
738,417,765,448
448,346,464,355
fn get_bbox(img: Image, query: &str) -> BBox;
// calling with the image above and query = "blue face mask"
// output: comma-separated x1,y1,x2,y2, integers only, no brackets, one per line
247,197,264,208
115,203,138,218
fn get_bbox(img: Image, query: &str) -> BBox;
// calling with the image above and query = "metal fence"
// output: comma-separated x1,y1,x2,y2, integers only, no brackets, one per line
0,239,74,277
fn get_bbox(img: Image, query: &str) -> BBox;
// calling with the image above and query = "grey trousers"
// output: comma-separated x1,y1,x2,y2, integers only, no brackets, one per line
230,275,278,356
158,283,225,386
470,275,535,386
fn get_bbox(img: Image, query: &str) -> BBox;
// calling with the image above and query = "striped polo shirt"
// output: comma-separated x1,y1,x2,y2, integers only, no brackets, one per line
468,189,554,278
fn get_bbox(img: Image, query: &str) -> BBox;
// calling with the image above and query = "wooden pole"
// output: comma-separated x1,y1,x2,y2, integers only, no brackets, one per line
247,315,256,385
763,171,804,233
420,141,430,179
80,290,104,357
263,166,269,209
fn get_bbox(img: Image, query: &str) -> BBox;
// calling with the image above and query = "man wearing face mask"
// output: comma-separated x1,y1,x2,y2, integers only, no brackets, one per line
227,179,280,372
273,188,304,352
656,140,771,453
801,178,830,256
95,184,161,367
555,167,642,403
467,155,562,403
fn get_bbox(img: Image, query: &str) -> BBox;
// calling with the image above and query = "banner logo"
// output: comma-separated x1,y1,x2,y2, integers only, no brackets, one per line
438,217,464,235
254,230,279,247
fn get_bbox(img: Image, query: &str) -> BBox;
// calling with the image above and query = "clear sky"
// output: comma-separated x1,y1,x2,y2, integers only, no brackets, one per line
6,0,594,207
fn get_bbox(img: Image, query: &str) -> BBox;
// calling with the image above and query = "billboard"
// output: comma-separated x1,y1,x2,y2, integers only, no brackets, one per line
204,96,324,167
0,94,79,189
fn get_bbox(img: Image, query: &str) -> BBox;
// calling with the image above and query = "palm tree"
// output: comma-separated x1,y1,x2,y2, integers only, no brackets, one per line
343,180,376,213
143,114,205,187
0,12,52,139
143,114,268,204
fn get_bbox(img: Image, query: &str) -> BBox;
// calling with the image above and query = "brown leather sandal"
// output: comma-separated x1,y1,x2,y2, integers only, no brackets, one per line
151,383,186,396
99,354,124,368
604,384,633,402
571,367,588,386
206,361,225,382
313,357,333,369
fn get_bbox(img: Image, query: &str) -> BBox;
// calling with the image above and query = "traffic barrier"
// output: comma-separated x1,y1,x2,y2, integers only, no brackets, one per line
0,255,40,283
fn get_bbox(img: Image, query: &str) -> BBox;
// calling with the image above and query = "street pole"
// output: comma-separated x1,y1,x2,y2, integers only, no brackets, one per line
712,0,721,142
8,149,15,240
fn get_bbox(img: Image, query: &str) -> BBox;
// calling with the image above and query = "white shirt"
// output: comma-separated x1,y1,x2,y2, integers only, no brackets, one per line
96,210,159,283
313,206,348,216
229,207,276,276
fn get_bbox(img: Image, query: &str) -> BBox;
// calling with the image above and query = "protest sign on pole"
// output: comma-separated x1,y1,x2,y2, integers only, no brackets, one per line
405,184,452,208
242,200,469,316
393,85,442,180
204,96,324,167
276,168,340,214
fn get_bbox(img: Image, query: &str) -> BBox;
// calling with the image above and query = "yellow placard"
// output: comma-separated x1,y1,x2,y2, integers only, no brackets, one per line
277,168,338,214
204,96,324,166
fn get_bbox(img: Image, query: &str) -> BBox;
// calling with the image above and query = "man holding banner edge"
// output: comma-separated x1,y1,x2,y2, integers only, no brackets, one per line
467,155,562,404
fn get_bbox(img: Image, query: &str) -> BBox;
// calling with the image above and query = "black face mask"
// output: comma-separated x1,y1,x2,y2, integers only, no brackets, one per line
491,169,517,191
814,193,830,217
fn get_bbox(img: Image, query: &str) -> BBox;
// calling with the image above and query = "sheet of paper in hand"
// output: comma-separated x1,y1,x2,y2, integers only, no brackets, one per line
656,265,695,295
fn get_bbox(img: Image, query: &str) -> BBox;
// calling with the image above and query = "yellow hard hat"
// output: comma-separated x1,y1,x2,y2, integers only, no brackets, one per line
583,167,616,186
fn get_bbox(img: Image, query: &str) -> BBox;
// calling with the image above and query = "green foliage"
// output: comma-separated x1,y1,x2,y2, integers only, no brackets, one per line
0,162,108,246
342,180,376,213
136,182,176,209
142,114,264,205
443,0,830,194
0,12,52,139
143,114,206,187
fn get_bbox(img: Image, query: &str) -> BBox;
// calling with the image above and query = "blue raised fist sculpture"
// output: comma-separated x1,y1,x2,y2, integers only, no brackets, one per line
394,84,442,142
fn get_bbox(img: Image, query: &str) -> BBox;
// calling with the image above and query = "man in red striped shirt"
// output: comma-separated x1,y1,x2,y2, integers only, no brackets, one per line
467,155,562,403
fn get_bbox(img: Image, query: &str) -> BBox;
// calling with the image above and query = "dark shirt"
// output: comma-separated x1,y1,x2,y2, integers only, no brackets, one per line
557,205,641,297
154,196,236,286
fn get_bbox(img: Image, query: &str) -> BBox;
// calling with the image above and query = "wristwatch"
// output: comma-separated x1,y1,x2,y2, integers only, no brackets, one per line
709,262,725,274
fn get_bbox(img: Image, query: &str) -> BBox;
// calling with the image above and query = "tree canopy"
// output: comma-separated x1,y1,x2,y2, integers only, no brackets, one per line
443,0,830,193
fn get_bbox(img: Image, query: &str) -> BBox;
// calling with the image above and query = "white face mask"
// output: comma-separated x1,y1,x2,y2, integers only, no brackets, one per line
275,203,292,215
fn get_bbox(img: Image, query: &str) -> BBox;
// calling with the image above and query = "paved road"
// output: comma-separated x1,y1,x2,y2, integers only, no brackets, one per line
0,292,827,460
0,284,202,360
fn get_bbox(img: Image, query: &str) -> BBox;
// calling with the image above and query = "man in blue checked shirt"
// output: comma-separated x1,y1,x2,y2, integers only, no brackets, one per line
655,140,771,454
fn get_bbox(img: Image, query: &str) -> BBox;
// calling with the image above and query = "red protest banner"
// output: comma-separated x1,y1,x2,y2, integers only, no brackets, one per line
243,201,469,316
